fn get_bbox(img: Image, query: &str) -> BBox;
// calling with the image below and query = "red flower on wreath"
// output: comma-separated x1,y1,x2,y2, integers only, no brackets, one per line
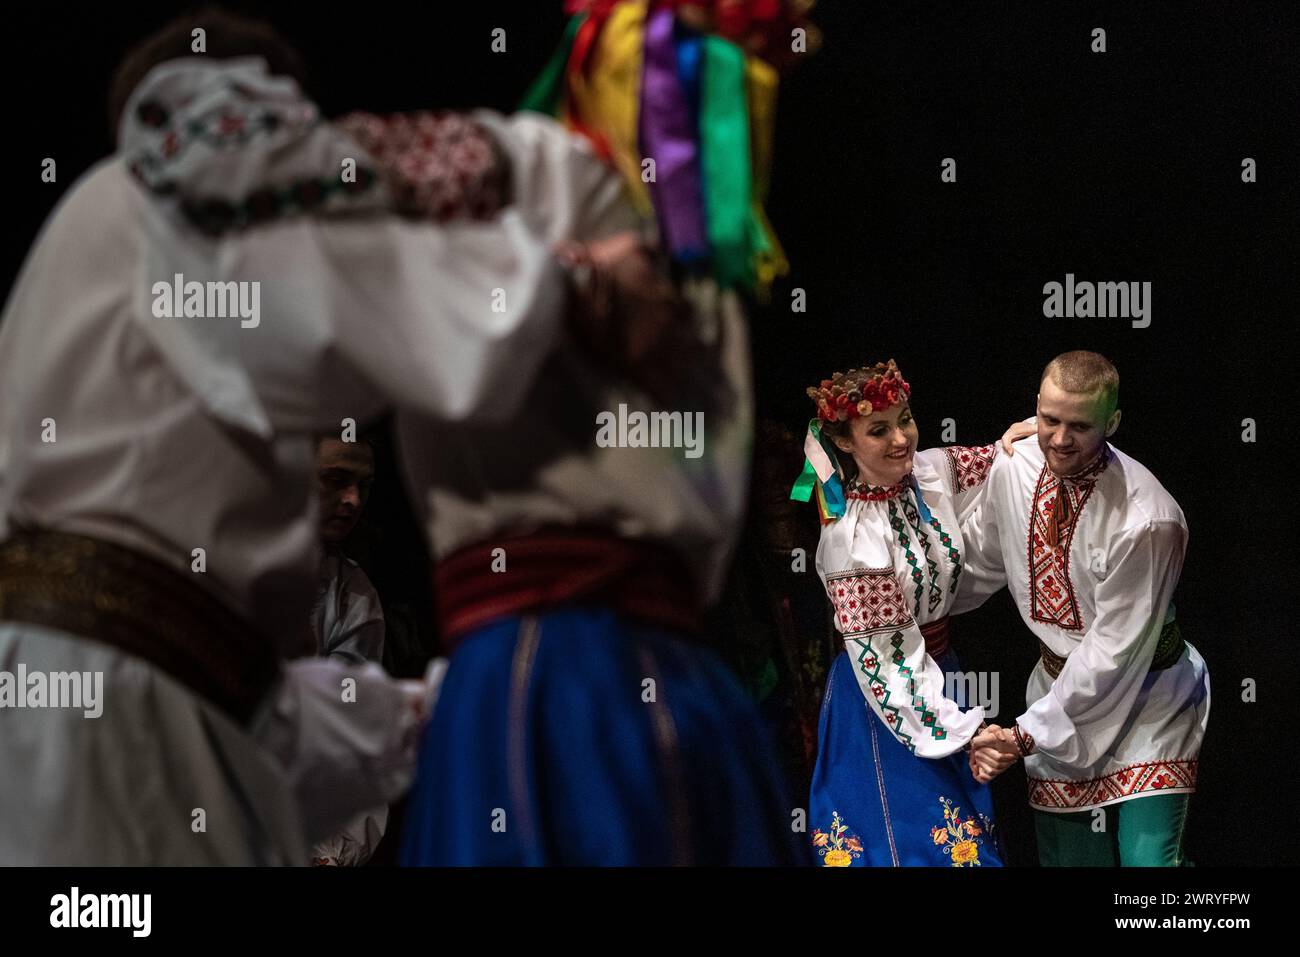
806,360,912,422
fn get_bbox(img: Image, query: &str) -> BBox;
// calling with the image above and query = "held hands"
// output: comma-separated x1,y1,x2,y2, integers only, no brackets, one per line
967,724,1021,784
1000,419,1037,455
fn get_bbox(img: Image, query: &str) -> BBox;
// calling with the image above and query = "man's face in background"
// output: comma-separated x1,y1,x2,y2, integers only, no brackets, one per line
316,438,374,544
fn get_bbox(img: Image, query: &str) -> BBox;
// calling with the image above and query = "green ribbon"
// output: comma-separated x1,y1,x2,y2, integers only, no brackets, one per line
790,466,818,505
789,419,847,519
519,14,586,116
790,461,818,503
698,36,753,291
789,418,822,503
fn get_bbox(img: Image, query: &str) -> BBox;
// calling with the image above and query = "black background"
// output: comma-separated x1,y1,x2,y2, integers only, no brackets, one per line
4,1,1296,866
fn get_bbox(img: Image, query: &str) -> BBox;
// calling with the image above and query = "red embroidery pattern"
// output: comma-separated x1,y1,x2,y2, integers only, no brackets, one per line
132,97,316,173
337,111,510,221
1028,759,1197,810
941,443,997,496
826,568,912,635
128,98,382,236
845,482,907,502
1026,466,1099,631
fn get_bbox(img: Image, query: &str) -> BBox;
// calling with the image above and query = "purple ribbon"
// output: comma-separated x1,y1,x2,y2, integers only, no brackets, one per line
639,8,708,262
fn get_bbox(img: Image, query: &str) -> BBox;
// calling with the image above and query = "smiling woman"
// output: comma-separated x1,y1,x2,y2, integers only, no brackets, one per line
813,361,916,487
794,358,1025,867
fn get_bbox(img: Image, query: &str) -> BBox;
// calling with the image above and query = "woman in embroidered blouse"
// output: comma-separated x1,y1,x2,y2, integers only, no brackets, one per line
797,360,1030,867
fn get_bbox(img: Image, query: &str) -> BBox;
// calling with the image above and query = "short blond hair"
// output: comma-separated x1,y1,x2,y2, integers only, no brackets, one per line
1041,351,1119,417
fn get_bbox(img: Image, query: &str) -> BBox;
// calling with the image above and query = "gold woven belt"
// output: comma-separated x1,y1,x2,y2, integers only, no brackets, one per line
1039,619,1185,680
0,527,280,723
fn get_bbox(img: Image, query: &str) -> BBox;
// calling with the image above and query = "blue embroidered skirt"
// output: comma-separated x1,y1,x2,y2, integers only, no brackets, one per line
808,648,1004,867
400,606,802,865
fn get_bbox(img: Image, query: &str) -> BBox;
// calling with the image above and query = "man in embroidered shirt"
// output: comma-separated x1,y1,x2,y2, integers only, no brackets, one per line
956,351,1210,866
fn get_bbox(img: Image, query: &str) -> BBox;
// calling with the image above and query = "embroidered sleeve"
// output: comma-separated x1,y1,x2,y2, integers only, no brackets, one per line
949,452,1009,615
335,111,512,221
914,443,1000,527
940,443,998,499
1016,520,1188,768
824,568,984,758
128,70,636,431
208,110,635,430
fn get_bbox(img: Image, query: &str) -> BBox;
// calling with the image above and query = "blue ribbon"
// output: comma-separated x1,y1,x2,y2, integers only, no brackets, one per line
908,473,934,525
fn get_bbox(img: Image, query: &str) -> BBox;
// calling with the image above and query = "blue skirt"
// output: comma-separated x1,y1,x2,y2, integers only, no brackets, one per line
400,606,802,865
808,648,1004,867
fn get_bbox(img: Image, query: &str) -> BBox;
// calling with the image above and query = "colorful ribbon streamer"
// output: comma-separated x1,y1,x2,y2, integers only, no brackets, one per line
744,55,787,298
566,0,652,214
640,7,709,261
908,473,935,525
789,418,845,523
519,14,586,117
519,0,793,296
698,35,752,290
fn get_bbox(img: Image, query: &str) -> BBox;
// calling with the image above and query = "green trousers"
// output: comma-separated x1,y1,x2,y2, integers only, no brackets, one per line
1034,793,1191,867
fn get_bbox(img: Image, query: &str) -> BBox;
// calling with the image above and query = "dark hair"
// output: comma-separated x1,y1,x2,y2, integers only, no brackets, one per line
315,433,376,455
107,5,309,143
819,418,860,485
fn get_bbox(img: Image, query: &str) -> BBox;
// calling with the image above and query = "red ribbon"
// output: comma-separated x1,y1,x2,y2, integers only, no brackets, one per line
563,2,621,162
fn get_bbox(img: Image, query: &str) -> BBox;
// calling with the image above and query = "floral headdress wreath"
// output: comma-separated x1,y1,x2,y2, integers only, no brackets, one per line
789,360,913,523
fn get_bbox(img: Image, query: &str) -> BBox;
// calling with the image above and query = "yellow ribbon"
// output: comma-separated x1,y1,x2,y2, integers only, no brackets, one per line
564,0,653,216
745,55,787,300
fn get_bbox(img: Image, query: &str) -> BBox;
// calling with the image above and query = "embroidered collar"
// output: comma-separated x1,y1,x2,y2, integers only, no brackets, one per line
846,477,908,501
